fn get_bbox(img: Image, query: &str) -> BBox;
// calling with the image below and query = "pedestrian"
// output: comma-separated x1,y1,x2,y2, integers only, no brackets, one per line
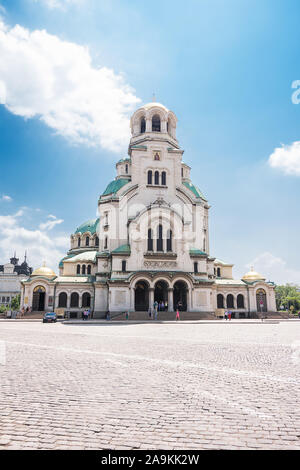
228,310,232,321
148,308,152,319
125,311,129,321
155,308,158,321
165,301,168,311
161,301,164,312
176,310,180,321
224,310,228,321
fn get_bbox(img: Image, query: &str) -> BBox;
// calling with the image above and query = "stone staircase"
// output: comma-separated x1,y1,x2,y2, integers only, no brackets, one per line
110,311,217,321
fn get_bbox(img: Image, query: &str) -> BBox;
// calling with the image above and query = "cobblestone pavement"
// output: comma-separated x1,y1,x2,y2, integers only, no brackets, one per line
0,321,299,450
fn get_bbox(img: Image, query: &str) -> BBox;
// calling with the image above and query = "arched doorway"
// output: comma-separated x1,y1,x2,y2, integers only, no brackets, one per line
173,281,188,311
32,286,46,311
154,280,168,309
256,289,267,312
82,292,91,308
58,292,67,308
135,281,149,311
217,294,224,309
227,294,234,309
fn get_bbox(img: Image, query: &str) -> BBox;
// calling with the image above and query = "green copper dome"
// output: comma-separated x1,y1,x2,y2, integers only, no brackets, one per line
101,178,131,197
75,218,100,235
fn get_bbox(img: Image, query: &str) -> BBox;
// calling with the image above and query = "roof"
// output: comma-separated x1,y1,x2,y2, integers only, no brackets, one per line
64,251,98,263
142,102,169,112
112,244,131,254
101,178,131,196
75,218,99,235
215,279,246,286
214,258,233,266
59,254,76,268
117,158,131,164
54,276,92,283
190,248,207,256
183,181,207,201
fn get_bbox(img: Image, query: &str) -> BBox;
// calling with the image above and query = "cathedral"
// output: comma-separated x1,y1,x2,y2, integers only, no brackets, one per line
21,101,276,318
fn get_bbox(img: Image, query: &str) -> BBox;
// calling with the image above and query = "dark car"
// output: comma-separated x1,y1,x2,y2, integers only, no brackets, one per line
43,312,57,323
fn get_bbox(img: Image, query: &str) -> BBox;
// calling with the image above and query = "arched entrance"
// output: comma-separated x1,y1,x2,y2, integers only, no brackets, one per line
173,281,188,311
256,289,267,312
135,281,149,311
154,280,168,309
32,286,46,311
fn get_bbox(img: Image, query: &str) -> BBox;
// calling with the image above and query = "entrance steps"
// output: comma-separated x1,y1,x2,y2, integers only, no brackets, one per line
110,311,217,321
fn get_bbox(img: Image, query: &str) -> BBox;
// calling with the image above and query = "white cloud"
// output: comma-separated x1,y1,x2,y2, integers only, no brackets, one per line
1,195,12,202
268,141,300,176
247,252,300,285
0,19,140,152
39,215,64,231
0,210,68,271
34,0,84,10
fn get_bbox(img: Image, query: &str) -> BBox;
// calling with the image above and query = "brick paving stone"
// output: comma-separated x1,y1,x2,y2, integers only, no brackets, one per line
0,321,300,450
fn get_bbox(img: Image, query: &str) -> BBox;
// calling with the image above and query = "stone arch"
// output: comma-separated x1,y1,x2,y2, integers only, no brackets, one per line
58,292,67,308
256,288,267,312
134,280,149,311
227,294,234,309
217,293,224,309
82,292,91,308
32,285,46,312
154,279,169,306
237,293,245,309
70,292,79,308
173,280,188,312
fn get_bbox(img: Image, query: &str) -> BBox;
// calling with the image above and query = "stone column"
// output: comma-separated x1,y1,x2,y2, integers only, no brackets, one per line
168,288,174,312
146,118,152,132
149,288,154,310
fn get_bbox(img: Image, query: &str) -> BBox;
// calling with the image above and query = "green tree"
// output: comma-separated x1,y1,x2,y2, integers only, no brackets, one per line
275,284,300,311
11,294,20,311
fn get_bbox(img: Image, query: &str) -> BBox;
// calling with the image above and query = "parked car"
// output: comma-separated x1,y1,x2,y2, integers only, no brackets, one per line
43,312,57,323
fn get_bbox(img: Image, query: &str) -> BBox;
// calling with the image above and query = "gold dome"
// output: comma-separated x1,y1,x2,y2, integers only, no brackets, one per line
32,262,56,278
242,266,265,282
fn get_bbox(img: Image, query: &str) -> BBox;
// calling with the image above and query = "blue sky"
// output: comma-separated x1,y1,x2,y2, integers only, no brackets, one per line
0,0,300,283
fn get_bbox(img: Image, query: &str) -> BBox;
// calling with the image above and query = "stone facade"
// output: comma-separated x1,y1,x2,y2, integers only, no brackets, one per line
21,101,276,317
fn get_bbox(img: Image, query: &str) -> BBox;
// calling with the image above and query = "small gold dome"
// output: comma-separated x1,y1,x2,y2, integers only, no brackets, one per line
32,262,56,278
242,266,265,282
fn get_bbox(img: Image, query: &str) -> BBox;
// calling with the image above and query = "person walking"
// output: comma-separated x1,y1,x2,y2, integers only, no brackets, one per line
165,301,168,311
228,310,232,321
224,310,228,321
176,310,180,321
148,308,152,320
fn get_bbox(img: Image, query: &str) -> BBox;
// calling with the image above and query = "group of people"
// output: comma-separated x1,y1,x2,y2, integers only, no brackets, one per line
224,310,232,321
82,309,91,320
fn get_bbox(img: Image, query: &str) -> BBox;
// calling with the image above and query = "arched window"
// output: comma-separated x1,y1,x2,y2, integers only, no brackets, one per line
194,262,198,274
167,229,172,252
82,265,86,275
104,237,108,250
140,117,146,133
227,294,234,309
70,292,79,308
77,264,80,275
78,237,81,247
87,265,91,275
157,224,163,252
217,294,224,309
82,292,91,308
147,170,152,185
122,260,126,272
217,267,221,277
58,292,67,308
152,114,161,132
181,168,184,177
162,171,166,186
237,294,245,309
95,236,99,247
86,236,90,247
154,171,159,185
147,228,153,251
125,164,128,174
203,238,206,253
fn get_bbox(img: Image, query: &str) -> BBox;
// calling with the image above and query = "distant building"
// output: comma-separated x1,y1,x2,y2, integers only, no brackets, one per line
0,254,32,307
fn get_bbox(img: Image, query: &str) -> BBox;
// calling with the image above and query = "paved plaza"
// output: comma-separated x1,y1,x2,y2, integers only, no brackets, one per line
0,320,299,450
